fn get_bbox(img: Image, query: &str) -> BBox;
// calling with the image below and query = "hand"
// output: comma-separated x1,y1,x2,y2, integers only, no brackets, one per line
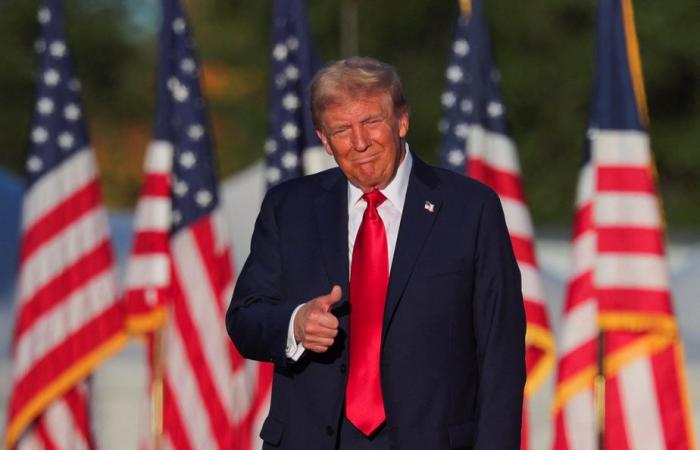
294,285,342,353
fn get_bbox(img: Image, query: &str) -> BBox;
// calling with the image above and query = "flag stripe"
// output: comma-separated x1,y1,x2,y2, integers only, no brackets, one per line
618,356,665,450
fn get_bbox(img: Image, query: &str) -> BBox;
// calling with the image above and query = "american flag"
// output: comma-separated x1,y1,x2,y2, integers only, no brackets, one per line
264,0,331,188
123,0,270,448
552,0,696,449
438,1,555,448
5,1,127,449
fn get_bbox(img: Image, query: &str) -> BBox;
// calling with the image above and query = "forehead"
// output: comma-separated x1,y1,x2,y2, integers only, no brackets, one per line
320,91,393,124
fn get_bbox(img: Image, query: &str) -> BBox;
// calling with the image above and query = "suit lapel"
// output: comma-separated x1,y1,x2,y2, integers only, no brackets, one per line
313,169,350,301
382,157,442,339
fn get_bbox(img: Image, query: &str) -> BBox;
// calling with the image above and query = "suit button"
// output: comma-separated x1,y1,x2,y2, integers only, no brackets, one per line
339,363,347,374
326,425,334,436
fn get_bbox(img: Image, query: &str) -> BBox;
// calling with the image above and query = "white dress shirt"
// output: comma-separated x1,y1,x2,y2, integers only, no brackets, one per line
285,149,413,360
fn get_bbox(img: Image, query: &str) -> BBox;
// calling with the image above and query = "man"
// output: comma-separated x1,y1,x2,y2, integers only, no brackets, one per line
227,57,525,450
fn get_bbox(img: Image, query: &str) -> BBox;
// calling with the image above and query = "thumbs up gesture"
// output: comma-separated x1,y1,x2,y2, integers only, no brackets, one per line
294,285,342,353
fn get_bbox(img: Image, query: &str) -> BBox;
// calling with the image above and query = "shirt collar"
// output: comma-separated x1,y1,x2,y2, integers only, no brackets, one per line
347,145,413,213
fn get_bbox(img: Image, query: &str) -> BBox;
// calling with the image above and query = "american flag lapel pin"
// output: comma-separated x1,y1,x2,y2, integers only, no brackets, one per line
424,201,435,213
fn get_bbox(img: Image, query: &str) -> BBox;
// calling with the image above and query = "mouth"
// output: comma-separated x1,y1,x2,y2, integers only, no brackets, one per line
352,152,380,164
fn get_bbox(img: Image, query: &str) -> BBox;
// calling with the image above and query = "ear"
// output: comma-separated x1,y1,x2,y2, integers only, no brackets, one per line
398,110,410,139
316,129,333,156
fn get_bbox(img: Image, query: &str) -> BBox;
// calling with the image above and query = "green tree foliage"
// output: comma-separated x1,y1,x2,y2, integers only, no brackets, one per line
0,0,698,227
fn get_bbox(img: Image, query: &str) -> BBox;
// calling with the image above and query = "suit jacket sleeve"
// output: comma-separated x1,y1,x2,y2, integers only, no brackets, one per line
472,190,526,449
226,189,297,367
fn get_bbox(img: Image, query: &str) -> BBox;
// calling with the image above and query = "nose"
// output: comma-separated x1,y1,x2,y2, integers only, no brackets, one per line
350,125,369,152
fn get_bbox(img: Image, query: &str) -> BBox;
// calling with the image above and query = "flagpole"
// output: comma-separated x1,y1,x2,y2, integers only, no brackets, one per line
152,328,164,450
594,330,605,450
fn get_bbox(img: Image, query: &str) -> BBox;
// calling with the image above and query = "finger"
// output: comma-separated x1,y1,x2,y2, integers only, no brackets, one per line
316,313,339,330
318,285,342,311
304,336,335,348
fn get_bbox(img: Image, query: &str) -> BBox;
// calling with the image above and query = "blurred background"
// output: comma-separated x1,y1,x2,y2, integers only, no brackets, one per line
0,0,698,448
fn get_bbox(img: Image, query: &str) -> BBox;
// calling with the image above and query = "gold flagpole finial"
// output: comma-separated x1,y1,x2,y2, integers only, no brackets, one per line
459,0,472,16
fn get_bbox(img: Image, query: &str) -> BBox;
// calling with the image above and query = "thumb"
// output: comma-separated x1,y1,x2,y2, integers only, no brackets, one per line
319,285,342,311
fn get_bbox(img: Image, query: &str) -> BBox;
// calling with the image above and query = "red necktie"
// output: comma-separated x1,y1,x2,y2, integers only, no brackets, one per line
346,190,389,436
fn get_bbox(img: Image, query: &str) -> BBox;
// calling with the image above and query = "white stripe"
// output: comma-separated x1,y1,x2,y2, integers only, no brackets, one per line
571,231,596,278
302,145,336,174
466,125,521,174
618,356,665,450
560,301,598,355
23,150,97,230
250,390,270,450
16,427,43,450
575,163,595,208
44,397,88,450
596,253,669,289
144,140,174,173
134,197,171,231
230,360,259,422
164,320,218,450
172,229,235,421
591,130,650,167
500,198,533,238
13,270,116,381
564,388,595,450
519,262,544,302
595,193,661,228
211,208,230,255
125,254,170,288
18,207,111,305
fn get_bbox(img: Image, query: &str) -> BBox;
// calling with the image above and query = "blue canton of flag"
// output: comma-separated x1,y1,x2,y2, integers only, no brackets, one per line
157,0,219,232
437,0,510,173
26,0,89,184
265,0,322,188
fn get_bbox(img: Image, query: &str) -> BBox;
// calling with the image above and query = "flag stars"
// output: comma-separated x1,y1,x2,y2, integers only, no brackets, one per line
37,7,51,24
461,99,473,114
68,78,81,92
179,151,197,169
180,58,196,74
169,78,189,102
487,101,504,117
441,91,456,108
173,180,189,197
172,17,186,34
286,37,299,51
272,44,288,61
64,103,81,121
448,149,465,167
37,97,54,115
32,127,48,144
187,124,204,141
43,69,60,86
446,65,463,83
454,123,469,139
266,167,282,184
264,138,278,155
195,190,213,207
453,39,470,56
49,40,66,58
281,122,300,140
274,74,287,89
281,152,299,169
285,65,300,81
57,132,74,150
282,93,300,111
172,210,182,225
27,156,43,172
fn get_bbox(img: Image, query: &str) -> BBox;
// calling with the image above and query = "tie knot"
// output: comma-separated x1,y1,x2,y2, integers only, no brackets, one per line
363,190,386,210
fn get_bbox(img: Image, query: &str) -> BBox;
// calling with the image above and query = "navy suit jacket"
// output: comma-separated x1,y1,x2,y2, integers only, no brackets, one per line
227,154,526,450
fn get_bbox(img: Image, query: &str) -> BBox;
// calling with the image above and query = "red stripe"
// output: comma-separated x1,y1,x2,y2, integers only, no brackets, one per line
511,235,537,266
597,226,665,254
163,379,195,450
597,166,654,193
170,274,231,449
525,346,545,375
572,203,593,238
14,241,114,340
650,344,692,450
552,409,570,450
20,181,101,263
63,385,94,447
597,288,673,316
468,158,526,202
188,218,228,314
556,339,597,384
130,230,170,255
604,375,631,450
564,271,594,312
140,173,170,197
8,306,123,419
524,300,550,330
36,419,59,450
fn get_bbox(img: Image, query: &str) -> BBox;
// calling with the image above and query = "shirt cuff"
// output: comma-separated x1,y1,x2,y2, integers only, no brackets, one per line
285,304,306,361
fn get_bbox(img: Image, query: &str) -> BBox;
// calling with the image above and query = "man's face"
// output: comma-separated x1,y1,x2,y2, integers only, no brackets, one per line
316,91,409,193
